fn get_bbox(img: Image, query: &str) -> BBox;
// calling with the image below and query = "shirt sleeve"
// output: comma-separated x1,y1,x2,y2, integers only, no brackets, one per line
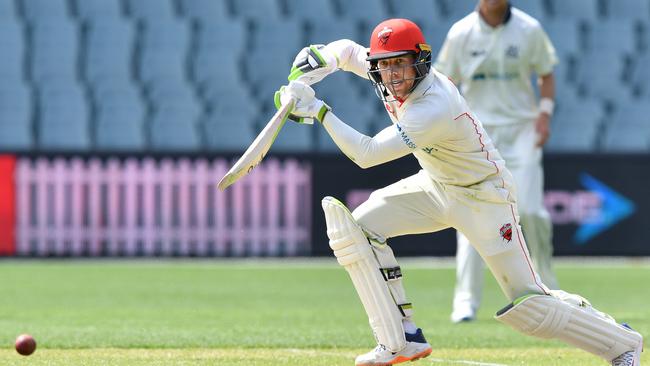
321,112,413,169
434,31,460,82
529,25,558,76
327,39,370,80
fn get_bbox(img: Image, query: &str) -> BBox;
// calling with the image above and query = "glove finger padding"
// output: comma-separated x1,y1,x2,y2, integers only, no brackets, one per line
274,86,313,124
275,81,331,123
289,45,338,85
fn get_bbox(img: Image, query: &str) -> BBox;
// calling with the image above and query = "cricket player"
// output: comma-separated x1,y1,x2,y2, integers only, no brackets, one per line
276,18,642,366
434,0,559,323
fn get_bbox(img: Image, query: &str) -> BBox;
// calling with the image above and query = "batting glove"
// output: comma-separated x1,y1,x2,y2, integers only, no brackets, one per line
274,81,330,124
288,44,338,85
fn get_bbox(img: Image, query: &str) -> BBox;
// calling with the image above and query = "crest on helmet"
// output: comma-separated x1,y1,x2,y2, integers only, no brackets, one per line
377,26,393,45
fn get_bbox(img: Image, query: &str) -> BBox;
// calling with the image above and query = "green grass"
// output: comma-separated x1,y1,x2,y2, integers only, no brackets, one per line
0,259,647,365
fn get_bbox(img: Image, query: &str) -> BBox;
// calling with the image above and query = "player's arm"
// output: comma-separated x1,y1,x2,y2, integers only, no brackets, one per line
536,73,555,147
288,40,370,85
277,81,412,168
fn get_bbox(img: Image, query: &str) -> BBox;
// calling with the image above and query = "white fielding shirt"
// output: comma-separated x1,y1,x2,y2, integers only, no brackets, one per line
434,7,557,126
321,40,507,187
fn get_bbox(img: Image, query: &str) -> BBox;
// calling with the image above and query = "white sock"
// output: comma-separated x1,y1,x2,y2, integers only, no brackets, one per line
402,319,418,334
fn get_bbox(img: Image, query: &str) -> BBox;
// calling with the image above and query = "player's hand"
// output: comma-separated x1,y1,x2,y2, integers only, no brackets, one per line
288,45,338,85
275,81,330,124
535,112,550,147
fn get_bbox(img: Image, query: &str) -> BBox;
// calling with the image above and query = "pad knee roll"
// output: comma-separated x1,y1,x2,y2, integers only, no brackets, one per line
495,291,642,361
322,196,406,351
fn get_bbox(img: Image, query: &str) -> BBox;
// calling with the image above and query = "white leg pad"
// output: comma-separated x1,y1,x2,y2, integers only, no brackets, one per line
322,196,406,352
368,239,413,319
495,290,643,361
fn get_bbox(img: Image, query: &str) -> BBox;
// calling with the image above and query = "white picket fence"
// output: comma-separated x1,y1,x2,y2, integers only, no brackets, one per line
15,157,312,257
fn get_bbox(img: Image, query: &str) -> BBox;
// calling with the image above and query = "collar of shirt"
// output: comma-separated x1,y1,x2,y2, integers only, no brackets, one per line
477,3,512,32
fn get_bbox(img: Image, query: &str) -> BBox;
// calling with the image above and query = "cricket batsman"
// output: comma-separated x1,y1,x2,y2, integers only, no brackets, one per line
276,18,643,366
434,0,560,323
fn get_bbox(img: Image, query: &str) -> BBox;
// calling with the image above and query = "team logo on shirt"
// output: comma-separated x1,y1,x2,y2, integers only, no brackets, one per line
377,27,393,45
505,45,519,58
499,223,513,242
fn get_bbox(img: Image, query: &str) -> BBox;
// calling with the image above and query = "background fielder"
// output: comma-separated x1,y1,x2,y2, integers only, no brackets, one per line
279,18,642,366
434,0,560,323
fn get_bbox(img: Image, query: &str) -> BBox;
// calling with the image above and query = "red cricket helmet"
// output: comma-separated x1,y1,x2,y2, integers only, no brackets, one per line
367,18,427,61
366,19,432,101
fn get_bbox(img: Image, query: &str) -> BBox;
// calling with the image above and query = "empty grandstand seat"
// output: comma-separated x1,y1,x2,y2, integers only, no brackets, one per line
604,0,650,22
388,0,444,25
0,82,33,150
125,0,175,21
550,0,599,21
95,105,146,151
137,19,190,84
250,19,303,53
194,18,246,54
0,0,19,20
630,53,650,96
192,49,242,87
601,101,650,151
29,20,79,83
146,79,201,118
74,0,122,20
285,0,337,22
423,20,456,56
512,0,547,20
546,98,603,152
271,120,314,152
245,51,293,99
91,79,142,107
83,18,135,83
543,19,581,59
575,51,631,101
308,18,362,45
586,21,637,55
0,21,26,82
338,0,390,27
442,0,478,20
37,83,90,150
149,109,201,151
22,0,70,22
178,0,229,22
202,111,256,152
231,0,282,20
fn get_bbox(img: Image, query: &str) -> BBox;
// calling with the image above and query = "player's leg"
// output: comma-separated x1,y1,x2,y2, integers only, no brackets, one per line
451,231,484,322
323,172,447,365
450,183,643,364
496,122,558,289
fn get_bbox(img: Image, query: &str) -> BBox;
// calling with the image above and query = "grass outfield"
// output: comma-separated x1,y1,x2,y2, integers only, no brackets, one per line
0,259,647,365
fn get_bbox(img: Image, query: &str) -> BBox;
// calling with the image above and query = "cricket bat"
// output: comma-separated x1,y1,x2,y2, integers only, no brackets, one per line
217,97,297,191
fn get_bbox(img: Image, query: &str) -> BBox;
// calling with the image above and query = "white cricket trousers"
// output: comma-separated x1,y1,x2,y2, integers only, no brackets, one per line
454,121,558,319
352,170,549,305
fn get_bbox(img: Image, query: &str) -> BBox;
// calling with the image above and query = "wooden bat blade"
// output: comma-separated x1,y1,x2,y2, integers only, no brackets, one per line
217,97,296,191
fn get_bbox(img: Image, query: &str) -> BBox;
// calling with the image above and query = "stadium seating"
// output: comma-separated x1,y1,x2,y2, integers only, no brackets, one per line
549,0,600,21
0,0,643,153
0,82,33,150
602,101,650,151
83,18,135,84
21,0,70,22
286,0,337,22
231,0,282,20
74,0,123,21
178,0,229,22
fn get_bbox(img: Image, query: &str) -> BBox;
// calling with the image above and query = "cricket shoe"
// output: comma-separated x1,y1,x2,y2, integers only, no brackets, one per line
611,323,643,366
355,328,432,366
451,305,476,323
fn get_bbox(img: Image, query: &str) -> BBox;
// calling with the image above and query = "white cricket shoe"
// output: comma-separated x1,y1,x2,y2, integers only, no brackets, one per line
611,324,643,366
355,329,432,366
451,305,476,323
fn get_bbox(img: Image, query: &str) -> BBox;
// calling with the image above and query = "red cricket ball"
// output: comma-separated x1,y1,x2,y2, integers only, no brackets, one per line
15,334,36,356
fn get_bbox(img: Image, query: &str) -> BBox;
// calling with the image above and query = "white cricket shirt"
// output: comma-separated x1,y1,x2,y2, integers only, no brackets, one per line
321,40,508,187
434,6,557,126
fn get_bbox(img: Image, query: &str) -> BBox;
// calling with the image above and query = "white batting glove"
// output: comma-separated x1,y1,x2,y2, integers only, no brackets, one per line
288,45,338,85
275,81,330,124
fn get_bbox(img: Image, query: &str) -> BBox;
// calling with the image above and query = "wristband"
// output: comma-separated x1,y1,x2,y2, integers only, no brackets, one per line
539,97,555,116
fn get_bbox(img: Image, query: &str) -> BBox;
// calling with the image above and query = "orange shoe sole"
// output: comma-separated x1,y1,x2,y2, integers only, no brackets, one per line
357,347,433,366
